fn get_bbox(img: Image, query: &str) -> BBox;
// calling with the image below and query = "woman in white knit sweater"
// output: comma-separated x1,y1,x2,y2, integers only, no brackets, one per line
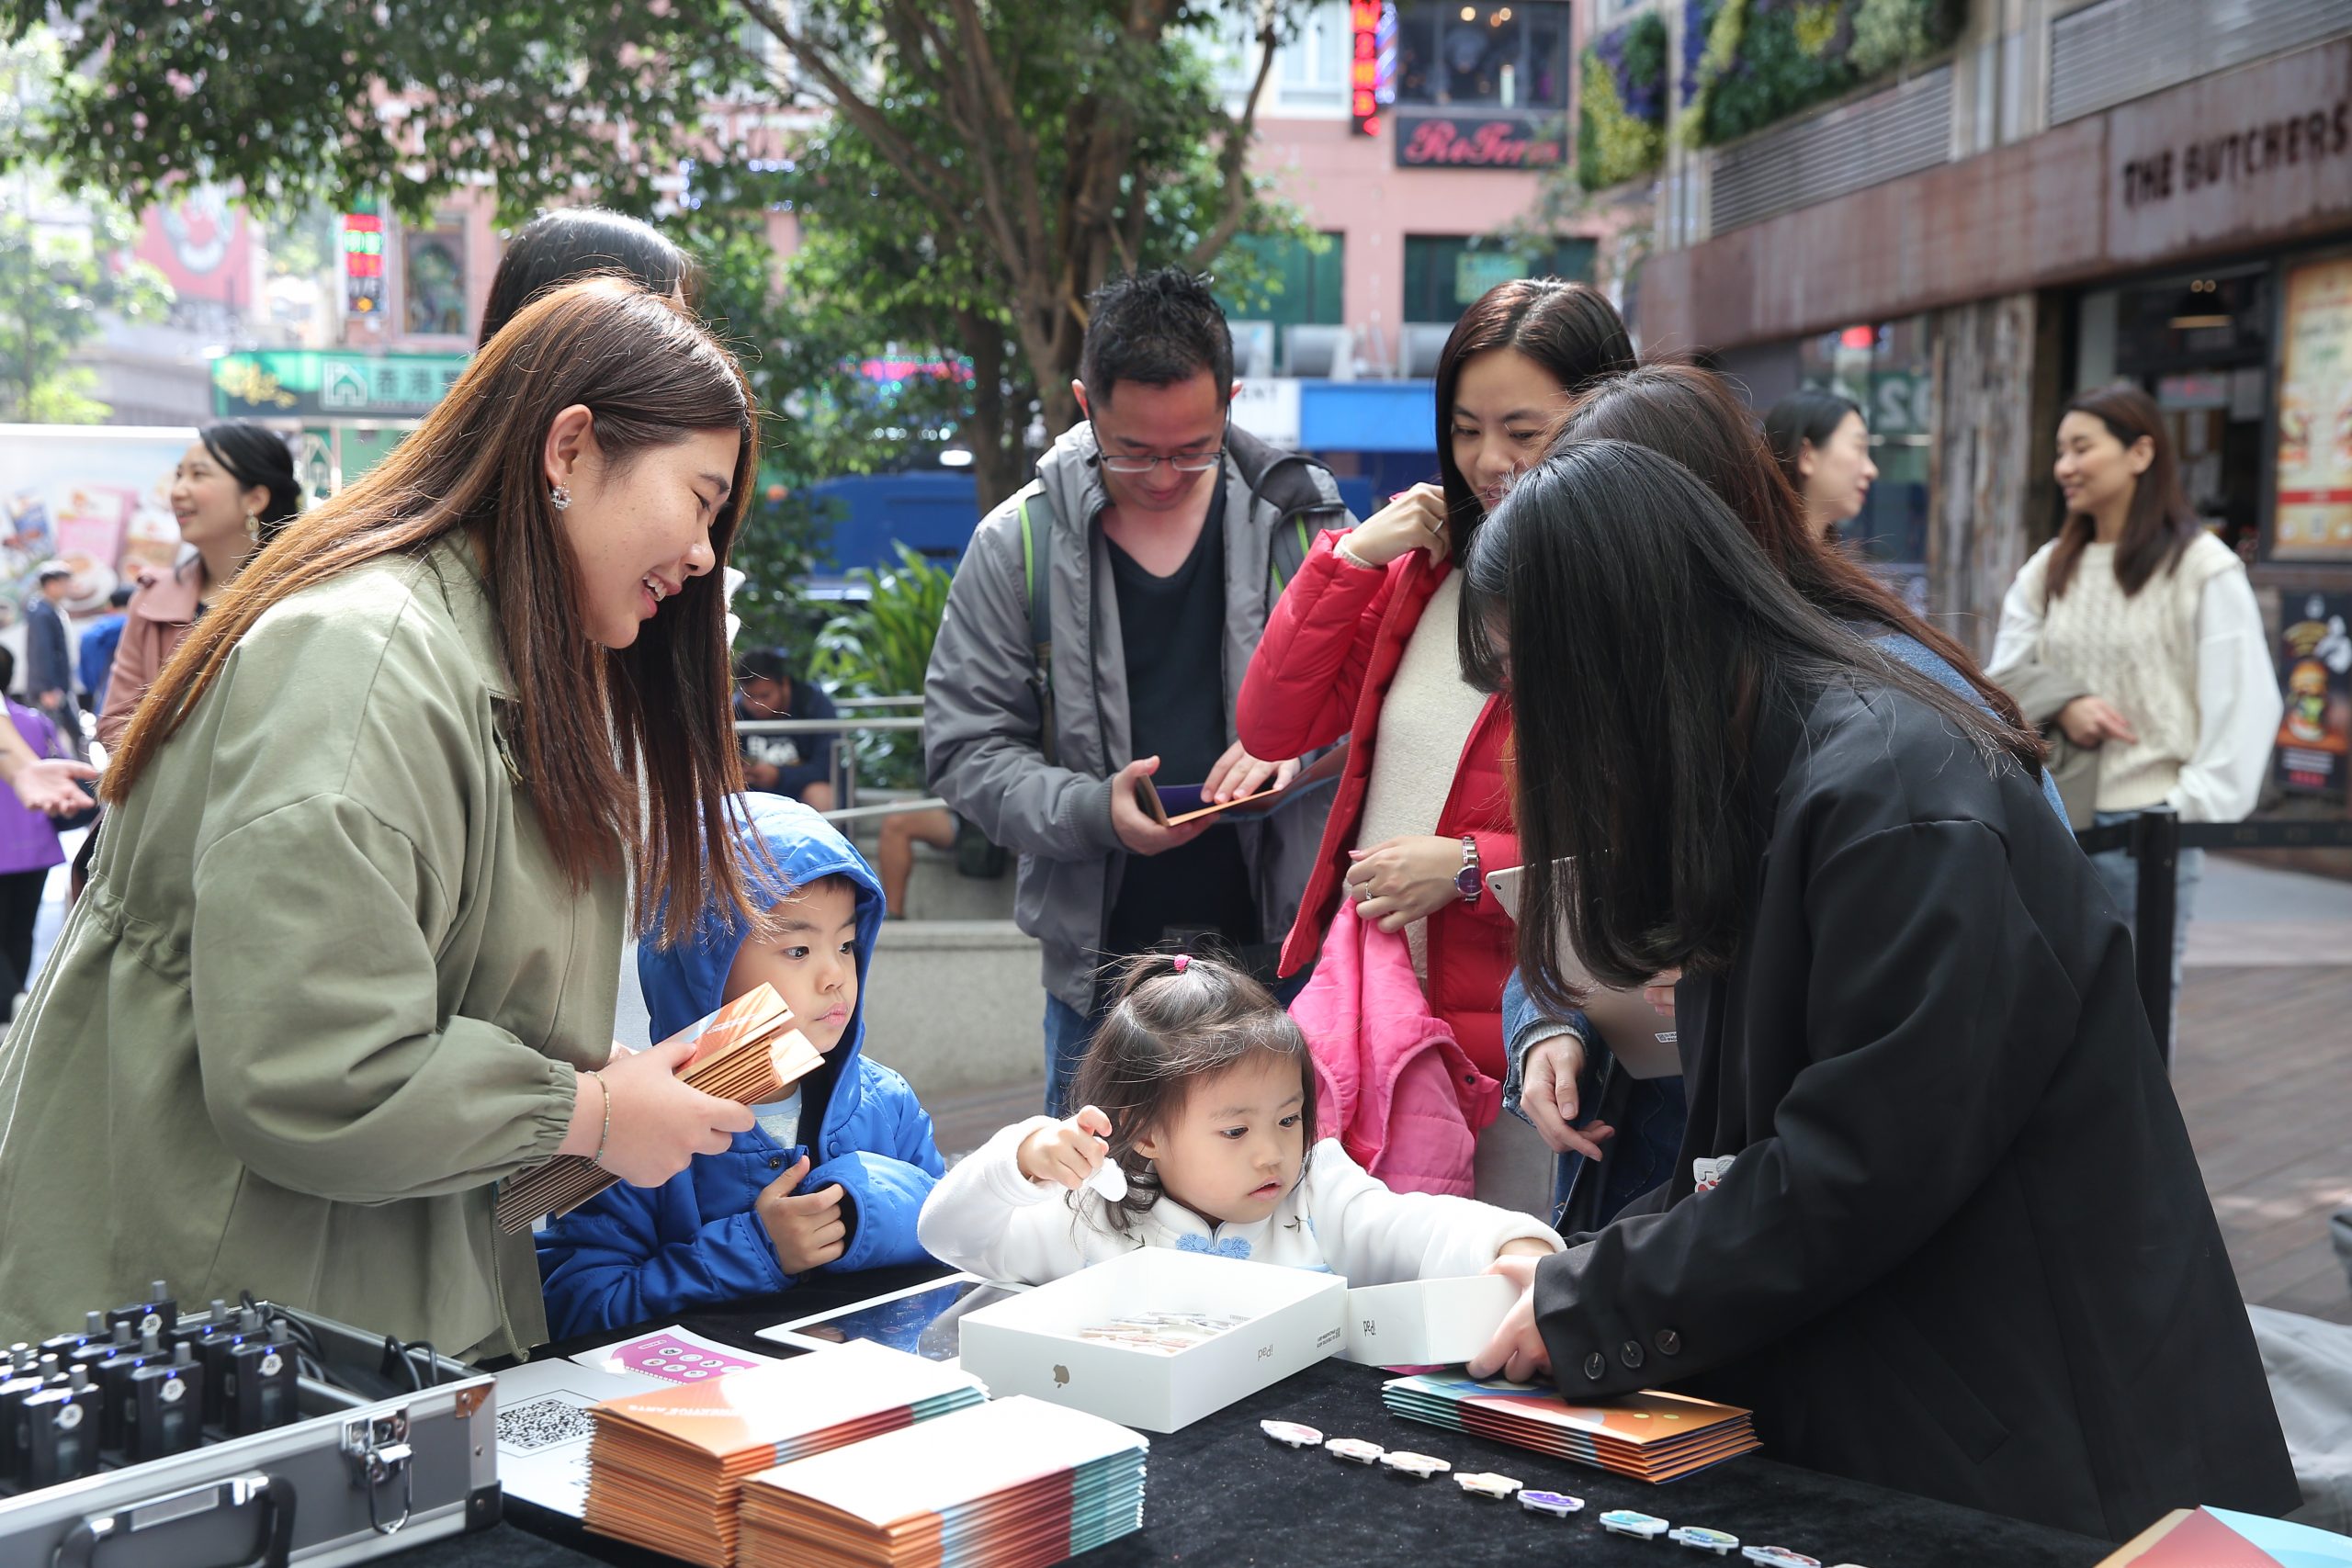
1990,384,2281,1043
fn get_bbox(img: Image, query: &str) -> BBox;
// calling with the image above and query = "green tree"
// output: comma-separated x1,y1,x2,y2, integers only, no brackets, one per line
3,0,1307,484
0,35,171,421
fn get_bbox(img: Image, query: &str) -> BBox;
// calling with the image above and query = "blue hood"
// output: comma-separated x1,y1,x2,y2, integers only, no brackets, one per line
639,793,887,1122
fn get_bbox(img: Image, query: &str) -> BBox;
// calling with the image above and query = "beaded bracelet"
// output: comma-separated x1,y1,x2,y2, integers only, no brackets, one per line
582,1069,612,1166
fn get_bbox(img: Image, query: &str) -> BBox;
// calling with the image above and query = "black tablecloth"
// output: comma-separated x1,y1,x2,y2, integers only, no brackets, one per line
436,1267,2114,1568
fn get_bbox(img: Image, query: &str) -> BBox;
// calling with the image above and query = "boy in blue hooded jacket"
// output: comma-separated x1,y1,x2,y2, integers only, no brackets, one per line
537,795,945,1338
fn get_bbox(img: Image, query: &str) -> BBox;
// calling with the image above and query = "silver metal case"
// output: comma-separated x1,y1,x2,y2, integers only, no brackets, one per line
0,1305,498,1567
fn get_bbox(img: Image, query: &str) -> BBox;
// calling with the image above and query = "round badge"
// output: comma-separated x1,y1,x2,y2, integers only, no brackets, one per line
1742,1551,1821,1568
140,1313,163,1337
1377,1450,1451,1479
259,1352,284,1377
161,1378,186,1403
1453,1471,1522,1499
1324,1437,1385,1465
1259,1419,1324,1449
1668,1525,1742,1555
1519,1489,1585,1517
1600,1510,1671,1540
57,1403,84,1430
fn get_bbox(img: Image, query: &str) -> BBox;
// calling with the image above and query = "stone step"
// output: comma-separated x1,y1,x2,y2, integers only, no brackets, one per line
861,919,1047,1100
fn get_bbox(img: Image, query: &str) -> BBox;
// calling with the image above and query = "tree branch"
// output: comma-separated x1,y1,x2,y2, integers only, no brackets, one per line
734,0,977,234
1182,10,1278,273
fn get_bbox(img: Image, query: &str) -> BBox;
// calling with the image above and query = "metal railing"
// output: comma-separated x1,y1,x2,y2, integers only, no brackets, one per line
2075,807,2352,1065
733,708,940,825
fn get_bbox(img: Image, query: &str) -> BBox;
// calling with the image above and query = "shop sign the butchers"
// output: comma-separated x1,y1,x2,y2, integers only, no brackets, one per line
2108,39,2352,265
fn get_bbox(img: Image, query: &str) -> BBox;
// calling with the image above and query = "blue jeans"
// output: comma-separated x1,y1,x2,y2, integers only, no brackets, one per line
1043,993,1102,1118
2087,809,2204,1054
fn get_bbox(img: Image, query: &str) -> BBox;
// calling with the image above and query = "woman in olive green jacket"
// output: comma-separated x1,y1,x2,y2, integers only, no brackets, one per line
0,281,764,1359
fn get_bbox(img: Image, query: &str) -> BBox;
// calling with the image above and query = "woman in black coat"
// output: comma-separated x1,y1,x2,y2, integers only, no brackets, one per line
1462,439,2297,1541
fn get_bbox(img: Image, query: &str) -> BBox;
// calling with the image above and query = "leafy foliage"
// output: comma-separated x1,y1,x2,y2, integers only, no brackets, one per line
0,34,172,420
1681,0,1965,149
809,543,956,788
1577,13,1669,192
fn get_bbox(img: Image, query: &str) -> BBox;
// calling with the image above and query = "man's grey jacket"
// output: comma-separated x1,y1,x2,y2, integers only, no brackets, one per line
923,423,1356,1013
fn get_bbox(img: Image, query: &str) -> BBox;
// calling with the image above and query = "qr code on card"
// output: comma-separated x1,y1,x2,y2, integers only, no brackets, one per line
495,1393,596,1454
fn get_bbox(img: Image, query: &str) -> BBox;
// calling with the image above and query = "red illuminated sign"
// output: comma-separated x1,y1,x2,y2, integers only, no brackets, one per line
1396,114,1564,169
1350,0,1386,138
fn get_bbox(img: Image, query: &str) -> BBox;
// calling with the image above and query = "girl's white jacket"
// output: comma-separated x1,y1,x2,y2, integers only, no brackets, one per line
916,1120,1563,1286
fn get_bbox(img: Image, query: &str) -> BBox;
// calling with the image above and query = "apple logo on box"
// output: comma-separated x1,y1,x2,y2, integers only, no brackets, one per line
1053,1364,1070,1388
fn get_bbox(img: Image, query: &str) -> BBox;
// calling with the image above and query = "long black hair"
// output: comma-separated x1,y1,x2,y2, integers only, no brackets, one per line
1761,388,1863,500
198,421,300,539
1462,440,2041,1013
479,209,696,345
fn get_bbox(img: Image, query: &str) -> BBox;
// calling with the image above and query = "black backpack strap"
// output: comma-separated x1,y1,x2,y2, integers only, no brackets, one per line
1227,426,1348,596
1017,483,1058,768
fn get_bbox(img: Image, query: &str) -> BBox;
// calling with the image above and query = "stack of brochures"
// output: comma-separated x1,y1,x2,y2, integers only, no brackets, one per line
735,1395,1149,1568
582,1341,987,1567
1382,1371,1758,1482
498,982,822,1230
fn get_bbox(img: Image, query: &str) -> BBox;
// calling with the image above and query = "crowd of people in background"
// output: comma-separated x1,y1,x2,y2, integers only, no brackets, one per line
0,207,2305,1548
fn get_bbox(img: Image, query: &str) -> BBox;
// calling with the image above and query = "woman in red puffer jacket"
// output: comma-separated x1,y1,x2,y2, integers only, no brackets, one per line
1238,279,1634,1210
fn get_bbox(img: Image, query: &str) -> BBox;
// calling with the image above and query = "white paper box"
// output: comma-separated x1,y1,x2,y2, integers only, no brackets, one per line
956,1248,1345,1432
1340,1274,1519,1367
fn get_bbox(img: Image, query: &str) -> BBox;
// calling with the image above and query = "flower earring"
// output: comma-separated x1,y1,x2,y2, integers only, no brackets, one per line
549,483,571,512
243,511,262,545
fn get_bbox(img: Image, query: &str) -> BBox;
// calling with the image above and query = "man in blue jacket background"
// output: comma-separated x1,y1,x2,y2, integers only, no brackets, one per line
537,794,944,1337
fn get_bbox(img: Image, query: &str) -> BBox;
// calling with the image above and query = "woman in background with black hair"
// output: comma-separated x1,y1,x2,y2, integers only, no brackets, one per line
99,420,303,747
1463,438,2295,1540
479,208,696,345
1763,388,1877,542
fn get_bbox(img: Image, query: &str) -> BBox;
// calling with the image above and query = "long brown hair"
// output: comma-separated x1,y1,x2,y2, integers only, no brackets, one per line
108,279,760,942
2045,383,2199,600
1528,362,2033,735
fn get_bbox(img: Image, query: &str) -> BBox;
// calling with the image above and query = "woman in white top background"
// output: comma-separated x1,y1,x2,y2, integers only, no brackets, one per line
1990,383,2281,1043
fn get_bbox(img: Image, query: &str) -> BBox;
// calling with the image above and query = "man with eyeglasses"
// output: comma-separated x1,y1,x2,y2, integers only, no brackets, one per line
926,267,1358,1113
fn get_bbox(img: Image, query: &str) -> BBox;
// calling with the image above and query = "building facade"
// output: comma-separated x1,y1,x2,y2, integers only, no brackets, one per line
1635,0,2352,814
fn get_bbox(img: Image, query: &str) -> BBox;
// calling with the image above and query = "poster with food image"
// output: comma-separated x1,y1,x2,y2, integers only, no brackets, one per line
2272,258,2352,562
2275,592,2352,799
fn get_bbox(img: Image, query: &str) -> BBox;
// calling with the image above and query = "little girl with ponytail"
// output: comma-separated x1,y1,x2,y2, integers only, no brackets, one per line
917,952,1560,1285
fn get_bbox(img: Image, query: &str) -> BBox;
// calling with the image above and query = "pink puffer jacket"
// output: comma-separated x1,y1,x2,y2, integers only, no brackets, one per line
1293,900,1500,1198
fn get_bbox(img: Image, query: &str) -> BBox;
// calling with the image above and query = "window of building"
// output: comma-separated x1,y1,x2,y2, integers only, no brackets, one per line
1391,2,1572,111
1400,234,1595,324
401,224,468,338
1215,232,1345,373
1277,2,1351,110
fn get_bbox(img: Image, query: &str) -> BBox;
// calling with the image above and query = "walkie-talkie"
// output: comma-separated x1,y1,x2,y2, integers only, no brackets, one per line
219,1338,297,1436
123,1344,205,1462
0,1370,45,1484
104,1280,176,1342
92,1329,166,1452
19,1370,102,1487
